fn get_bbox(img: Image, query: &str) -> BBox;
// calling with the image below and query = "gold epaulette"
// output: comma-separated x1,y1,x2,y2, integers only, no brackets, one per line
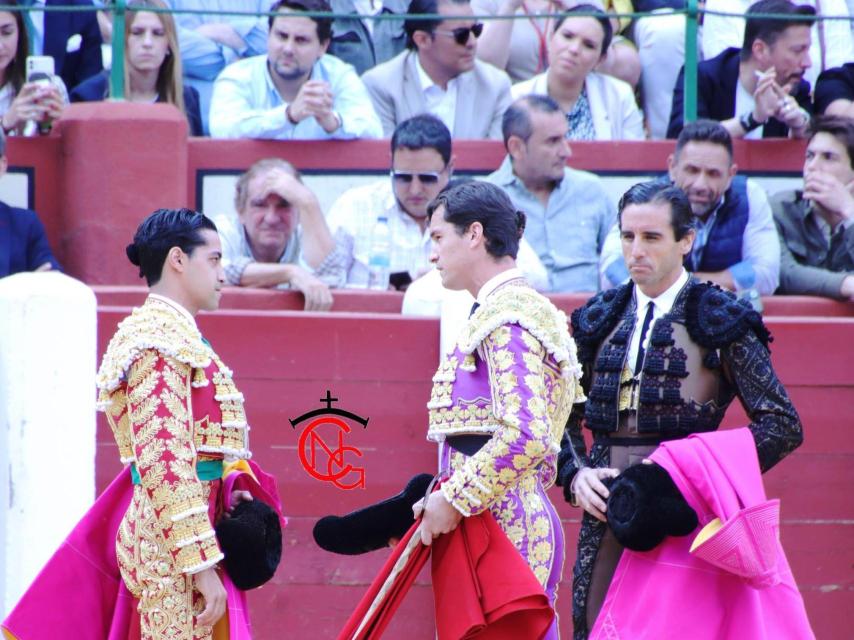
457,282,582,380
95,297,211,398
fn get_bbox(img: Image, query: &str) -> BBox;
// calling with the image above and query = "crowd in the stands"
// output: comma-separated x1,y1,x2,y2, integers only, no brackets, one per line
2,0,853,310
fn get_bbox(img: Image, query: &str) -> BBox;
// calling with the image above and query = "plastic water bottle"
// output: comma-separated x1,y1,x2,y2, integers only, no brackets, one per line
367,215,391,290
736,271,763,313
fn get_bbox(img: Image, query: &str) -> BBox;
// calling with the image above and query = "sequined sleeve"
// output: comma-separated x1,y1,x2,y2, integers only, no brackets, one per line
441,325,555,516
126,350,223,574
721,330,804,473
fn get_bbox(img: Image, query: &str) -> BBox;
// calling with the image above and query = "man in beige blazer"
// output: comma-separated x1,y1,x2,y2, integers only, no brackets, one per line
361,0,512,139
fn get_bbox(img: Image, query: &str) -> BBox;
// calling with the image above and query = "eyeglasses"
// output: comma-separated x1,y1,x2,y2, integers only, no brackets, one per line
433,23,484,46
390,170,443,184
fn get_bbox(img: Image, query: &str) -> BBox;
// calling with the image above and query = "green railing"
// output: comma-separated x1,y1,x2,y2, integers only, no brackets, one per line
1,3,848,127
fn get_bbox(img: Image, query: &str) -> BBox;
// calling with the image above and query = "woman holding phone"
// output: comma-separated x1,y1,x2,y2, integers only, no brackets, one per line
71,0,203,136
0,1,67,136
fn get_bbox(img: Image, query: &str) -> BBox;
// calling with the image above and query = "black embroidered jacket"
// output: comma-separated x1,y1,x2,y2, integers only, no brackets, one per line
557,279,803,490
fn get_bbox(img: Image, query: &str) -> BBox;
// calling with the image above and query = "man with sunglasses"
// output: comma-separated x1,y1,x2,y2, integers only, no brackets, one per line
361,0,512,139
327,114,454,290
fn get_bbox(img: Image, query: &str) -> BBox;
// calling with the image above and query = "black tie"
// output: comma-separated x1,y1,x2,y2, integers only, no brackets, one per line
469,301,481,318
634,302,655,374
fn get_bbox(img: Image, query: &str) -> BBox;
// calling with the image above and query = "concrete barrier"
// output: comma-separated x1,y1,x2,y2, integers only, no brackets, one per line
0,273,97,618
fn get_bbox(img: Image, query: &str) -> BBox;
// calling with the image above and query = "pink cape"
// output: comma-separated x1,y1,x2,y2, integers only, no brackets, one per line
0,465,277,640
591,428,814,640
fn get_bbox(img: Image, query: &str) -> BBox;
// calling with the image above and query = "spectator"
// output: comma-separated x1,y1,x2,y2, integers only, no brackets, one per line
593,0,641,89
772,116,854,300
327,0,411,75
166,1,271,135
815,63,854,118
601,119,780,295
361,0,512,139
474,0,640,87
667,0,814,140
70,0,203,136
702,0,853,90
209,0,382,140
0,3,67,137
486,94,615,292
328,115,548,289
212,158,347,310
511,5,644,140
38,0,104,89
633,1,687,139
0,129,61,277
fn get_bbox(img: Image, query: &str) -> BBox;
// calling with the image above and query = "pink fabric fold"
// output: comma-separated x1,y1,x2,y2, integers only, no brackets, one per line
2,466,265,640
590,428,814,640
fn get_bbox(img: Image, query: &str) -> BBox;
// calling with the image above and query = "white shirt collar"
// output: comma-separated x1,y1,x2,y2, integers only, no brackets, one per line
415,53,456,92
148,293,198,328
476,267,524,303
635,268,689,316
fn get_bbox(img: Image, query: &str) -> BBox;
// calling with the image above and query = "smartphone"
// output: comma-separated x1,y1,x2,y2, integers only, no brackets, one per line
26,55,55,82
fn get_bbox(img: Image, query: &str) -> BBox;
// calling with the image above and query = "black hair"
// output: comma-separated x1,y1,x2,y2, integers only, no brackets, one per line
126,208,218,286
553,4,613,56
741,0,815,60
391,114,452,165
269,0,333,43
426,181,525,259
809,115,854,170
675,119,734,161
502,94,562,147
404,0,470,49
617,181,695,241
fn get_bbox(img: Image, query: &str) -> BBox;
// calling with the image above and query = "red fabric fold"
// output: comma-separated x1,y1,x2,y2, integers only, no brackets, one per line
338,510,554,640
432,511,554,640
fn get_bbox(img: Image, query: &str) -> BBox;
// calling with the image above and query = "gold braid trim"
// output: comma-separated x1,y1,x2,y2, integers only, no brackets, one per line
457,283,583,382
96,297,211,397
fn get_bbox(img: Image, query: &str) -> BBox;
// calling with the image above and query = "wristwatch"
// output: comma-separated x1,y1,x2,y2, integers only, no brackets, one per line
740,111,763,132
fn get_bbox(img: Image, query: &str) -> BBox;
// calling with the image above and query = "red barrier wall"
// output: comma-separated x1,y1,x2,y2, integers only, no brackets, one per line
94,297,854,640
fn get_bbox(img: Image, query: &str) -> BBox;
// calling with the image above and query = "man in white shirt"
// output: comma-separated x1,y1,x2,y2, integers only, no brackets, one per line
328,113,548,290
213,158,347,310
361,0,512,139
209,0,382,139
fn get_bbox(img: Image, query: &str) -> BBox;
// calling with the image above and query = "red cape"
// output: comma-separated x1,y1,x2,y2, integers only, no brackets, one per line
338,510,553,640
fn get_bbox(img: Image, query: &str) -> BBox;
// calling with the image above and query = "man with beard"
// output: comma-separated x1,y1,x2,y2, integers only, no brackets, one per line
209,0,382,139
668,0,814,140
601,119,780,296
486,95,615,293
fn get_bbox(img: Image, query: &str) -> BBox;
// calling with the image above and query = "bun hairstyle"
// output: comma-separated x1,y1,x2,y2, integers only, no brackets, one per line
515,210,526,239
127,208,218,286
126,242,143,278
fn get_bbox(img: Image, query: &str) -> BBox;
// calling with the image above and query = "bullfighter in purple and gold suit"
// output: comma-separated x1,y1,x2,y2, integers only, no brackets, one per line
418,181,584,639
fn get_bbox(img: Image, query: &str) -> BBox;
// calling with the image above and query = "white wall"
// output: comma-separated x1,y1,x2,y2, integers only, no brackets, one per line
0,272,97,618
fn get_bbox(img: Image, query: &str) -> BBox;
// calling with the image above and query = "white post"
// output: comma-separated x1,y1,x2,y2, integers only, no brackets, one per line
0,272,97,618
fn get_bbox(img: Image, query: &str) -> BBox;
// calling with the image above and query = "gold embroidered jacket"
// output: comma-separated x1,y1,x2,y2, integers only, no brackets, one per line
96,296,251,574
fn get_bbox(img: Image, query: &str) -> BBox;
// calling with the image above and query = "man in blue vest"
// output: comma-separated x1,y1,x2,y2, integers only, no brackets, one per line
600,119,780,296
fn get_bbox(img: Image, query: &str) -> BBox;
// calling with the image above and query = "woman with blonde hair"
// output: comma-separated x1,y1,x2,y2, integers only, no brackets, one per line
71,0,203,135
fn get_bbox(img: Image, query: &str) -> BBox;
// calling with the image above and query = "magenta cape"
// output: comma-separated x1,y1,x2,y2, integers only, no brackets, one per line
591,428,814,640
1,468,254,640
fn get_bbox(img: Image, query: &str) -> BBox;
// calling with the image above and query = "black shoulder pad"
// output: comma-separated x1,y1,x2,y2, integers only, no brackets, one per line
684,282,771,349
571,284,633,363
